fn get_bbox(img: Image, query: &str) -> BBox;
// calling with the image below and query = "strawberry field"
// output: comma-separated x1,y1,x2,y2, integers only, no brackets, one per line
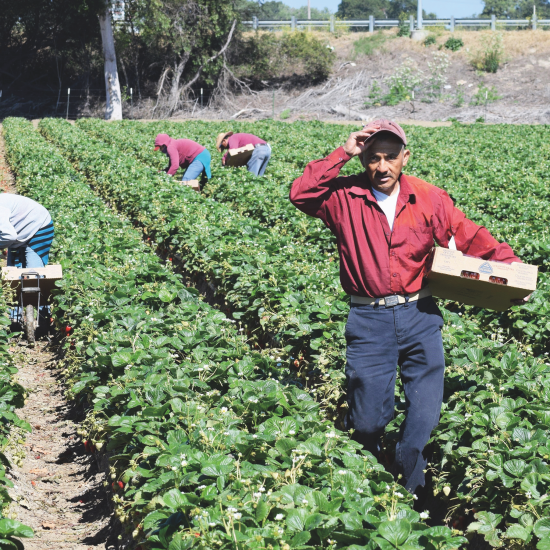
2,117,550,550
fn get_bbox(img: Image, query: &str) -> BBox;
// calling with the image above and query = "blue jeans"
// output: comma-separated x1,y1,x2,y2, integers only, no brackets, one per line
344,296,445,494
247,144,271,176
182,150,212,181
7,246,45,268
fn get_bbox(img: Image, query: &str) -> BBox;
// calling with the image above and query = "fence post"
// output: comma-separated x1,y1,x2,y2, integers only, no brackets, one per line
253,16,258,30
369,15,374,33
291,16,296,31
450,15,455,32
66,88,70,120
409,15,414,32
533,12,537,30
330,14,335,33
491,14,496,30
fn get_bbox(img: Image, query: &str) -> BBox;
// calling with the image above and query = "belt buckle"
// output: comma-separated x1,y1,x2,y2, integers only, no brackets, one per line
384,295,399,308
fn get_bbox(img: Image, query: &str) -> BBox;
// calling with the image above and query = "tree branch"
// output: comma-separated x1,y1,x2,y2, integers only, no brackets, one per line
179,18,237,94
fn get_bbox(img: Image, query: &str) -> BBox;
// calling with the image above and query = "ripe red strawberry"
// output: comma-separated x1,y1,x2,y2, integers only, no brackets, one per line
294,360,299,367
65,326,72,334
118,481,124,489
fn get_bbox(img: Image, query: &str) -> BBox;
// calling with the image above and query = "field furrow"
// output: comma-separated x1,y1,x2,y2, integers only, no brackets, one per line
6,115,550,549
3,118,465,550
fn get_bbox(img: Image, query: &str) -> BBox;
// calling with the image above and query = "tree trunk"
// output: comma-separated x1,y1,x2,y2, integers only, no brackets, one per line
167,55,189,116
99,7,123,121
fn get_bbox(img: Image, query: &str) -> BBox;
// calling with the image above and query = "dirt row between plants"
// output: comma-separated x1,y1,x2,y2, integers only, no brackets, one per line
0,127,115,550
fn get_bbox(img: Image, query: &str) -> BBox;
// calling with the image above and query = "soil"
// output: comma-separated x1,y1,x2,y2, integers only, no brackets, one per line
0,127,116,549
4,341,114,549
216,29,550,124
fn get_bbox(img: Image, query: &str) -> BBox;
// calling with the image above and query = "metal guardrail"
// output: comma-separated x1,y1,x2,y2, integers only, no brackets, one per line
244,15,549,33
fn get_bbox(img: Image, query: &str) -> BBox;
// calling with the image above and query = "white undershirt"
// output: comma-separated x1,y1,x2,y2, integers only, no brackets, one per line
371,184,458,249
372,185,400,231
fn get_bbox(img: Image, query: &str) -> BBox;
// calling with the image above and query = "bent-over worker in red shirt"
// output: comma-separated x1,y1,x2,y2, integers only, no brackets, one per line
154,134,212,182
216,132,271,176
289,119,525,496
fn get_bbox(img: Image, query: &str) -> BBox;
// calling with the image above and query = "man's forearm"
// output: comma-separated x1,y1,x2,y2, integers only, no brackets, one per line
455,218,520,264
289,147,351,214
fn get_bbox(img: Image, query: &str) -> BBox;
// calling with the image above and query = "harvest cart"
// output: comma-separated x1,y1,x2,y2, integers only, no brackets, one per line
1,265,63,343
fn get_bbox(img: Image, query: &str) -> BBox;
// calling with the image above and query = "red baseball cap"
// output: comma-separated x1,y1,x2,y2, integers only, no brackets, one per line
363,119,407,146
154,133,171,151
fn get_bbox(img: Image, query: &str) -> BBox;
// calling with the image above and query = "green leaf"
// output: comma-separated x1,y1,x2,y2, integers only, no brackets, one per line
534,519,550,539
256,499,269,522
290,532,311,548
506,524,530,541
378,519,411,546
159,289,175,303
286,509,308,532
162,489,191,510
504,459,528,478
0,520,33,538
201,462,234,477
169,532,192,550
0,538,19,550
112,351,132,368
304,513,324,531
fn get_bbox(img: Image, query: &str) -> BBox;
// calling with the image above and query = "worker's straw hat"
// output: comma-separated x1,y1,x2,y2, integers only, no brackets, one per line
216,131,234,152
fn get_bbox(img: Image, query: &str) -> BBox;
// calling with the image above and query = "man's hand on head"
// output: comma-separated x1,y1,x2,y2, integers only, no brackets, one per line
343,124,380,158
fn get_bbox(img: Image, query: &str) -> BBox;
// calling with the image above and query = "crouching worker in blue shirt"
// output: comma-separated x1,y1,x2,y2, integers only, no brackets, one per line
0,194,54,329
0,194,54,268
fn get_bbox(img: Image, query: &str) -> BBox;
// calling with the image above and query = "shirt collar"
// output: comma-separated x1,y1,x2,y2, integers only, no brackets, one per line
348,173,414,204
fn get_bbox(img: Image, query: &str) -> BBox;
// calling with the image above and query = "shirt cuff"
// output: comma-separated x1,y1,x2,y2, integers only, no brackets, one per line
328,146,352,164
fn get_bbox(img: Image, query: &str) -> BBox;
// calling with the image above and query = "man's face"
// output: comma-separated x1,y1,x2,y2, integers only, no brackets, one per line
160,145,167,153
362,135,410,194
221,138,229,149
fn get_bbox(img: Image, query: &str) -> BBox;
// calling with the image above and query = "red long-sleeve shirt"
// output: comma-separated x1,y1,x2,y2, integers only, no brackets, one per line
290,147,520,298
158,136,205,176
222,133,267,163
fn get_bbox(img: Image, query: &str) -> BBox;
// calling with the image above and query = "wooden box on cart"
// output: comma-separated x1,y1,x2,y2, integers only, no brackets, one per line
2,264,63,307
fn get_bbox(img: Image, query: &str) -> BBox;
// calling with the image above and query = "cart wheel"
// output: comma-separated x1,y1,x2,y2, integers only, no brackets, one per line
25,304,36,344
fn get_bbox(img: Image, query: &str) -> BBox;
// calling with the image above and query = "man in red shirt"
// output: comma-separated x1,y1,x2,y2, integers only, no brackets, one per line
154,134,211,182
216,132,271,176
290,119,522,495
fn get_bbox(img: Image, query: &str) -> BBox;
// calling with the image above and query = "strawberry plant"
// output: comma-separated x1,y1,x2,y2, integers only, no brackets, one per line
69,118,550,548
2,118,465,550
8,114,550,548
0,287,33,541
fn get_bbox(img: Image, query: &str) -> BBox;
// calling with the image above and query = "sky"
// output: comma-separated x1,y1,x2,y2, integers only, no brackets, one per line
282,0,486,17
